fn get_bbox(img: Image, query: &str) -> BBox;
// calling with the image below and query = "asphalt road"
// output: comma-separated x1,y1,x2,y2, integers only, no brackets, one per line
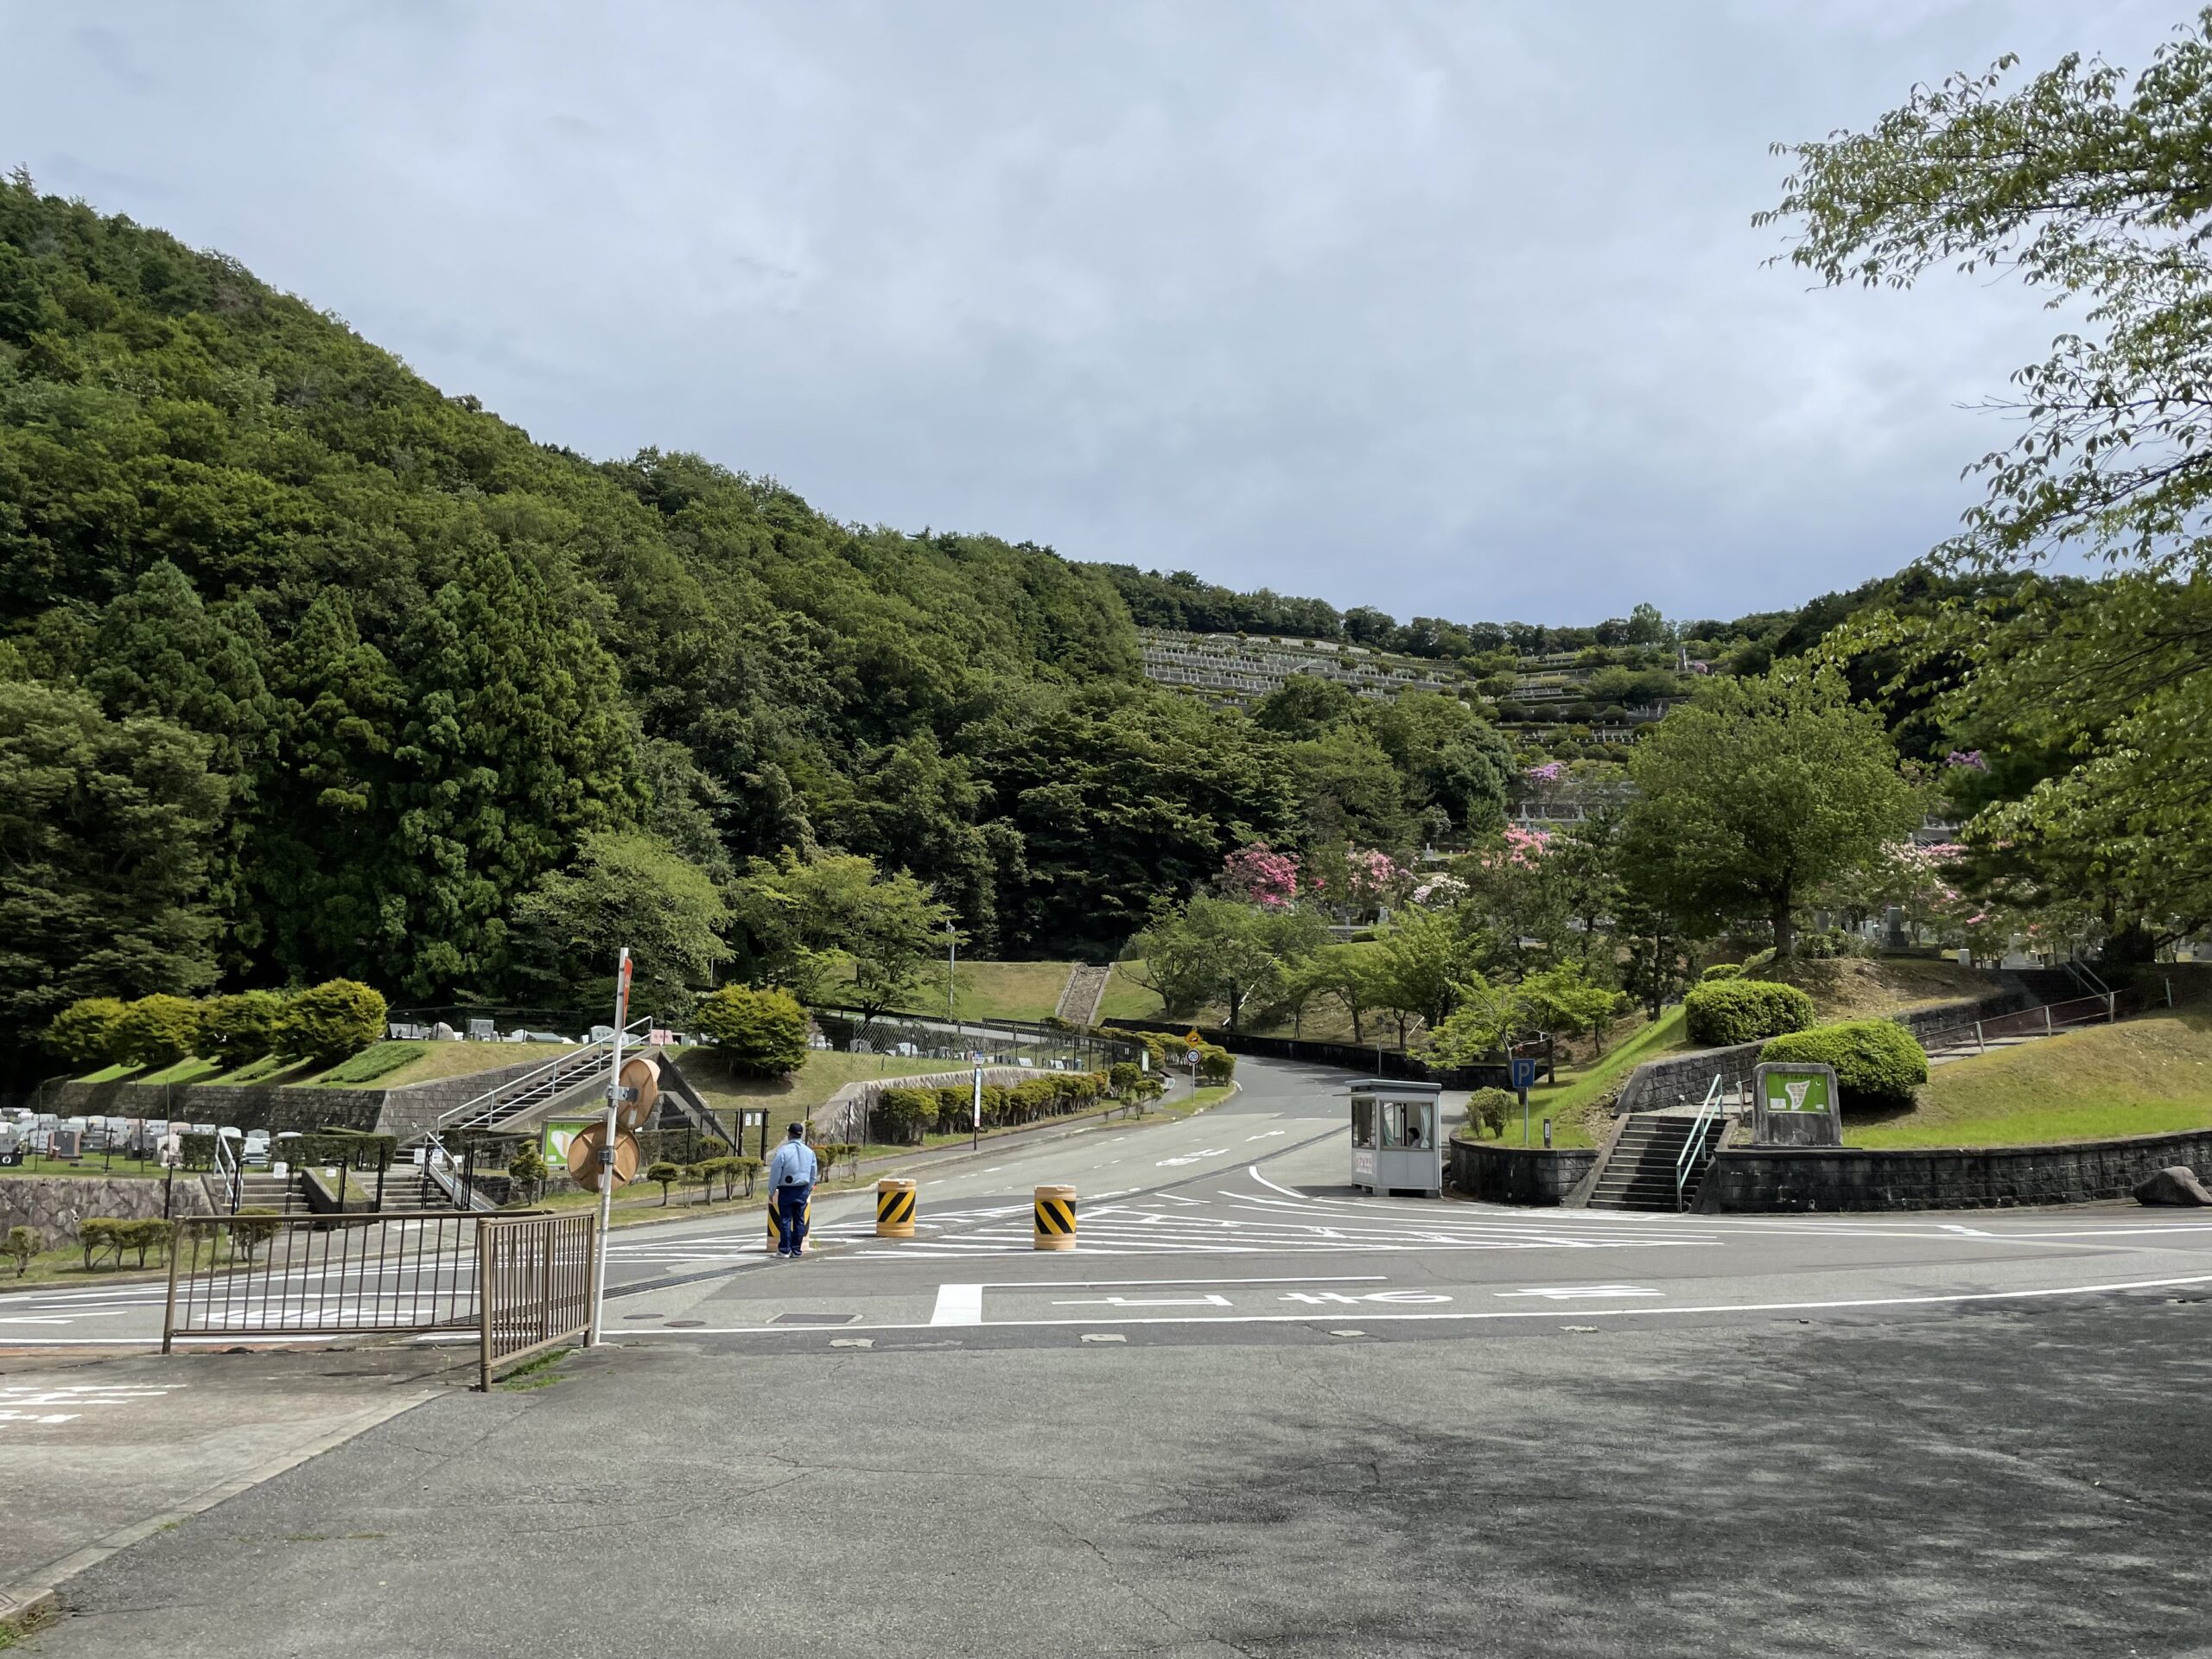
11,1056,2212,1655
8,1057,2212,1351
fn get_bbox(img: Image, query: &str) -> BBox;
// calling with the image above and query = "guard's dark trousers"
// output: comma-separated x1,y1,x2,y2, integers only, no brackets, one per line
775,1182,812,1255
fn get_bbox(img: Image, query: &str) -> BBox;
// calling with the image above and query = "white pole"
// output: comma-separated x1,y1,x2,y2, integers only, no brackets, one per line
947,923,957,1025
587,946,631,1347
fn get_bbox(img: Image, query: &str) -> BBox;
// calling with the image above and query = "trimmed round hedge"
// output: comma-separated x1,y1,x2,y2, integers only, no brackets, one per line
1681,979,1815,1047
1761,1020,1928,1109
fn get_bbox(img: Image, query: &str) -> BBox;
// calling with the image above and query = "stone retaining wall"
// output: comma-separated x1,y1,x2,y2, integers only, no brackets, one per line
0,1173,212,1240
1447,1139,1599,1206
1697,1127,2212,1212
43,1080,388,1134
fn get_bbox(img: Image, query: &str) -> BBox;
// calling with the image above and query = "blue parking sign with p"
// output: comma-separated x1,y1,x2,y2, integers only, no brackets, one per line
1509,1058,1539,1091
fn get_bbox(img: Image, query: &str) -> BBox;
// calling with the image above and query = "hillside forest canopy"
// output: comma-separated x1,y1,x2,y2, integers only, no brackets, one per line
7,0,2211,1084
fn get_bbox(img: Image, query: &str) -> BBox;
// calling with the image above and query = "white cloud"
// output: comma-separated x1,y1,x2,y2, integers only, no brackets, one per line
0,0,2183,624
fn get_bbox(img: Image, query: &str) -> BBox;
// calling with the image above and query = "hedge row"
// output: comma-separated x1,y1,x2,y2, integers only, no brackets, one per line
45,982,390,1071
872,1071,1146,1146
78,1217,175,1269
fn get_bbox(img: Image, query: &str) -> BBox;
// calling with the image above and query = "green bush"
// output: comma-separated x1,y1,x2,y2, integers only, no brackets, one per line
115,995,204,1067
281,1128,397,1171
279,980,388,1064
1466,1087,1514,1139
507,1146,549,1204
3,1224,39,1276
1682,979,1815,1047
875,1086,938,1146
229,1207,282,1260
645,1160,683,1204
1197,1046,1236,1083
933,1085,972,1133
1700,963,1742,982
694,985,810,1076
79,1217,124,1269
196,990,289,1063
118,1218,173,1267
1762,1020,1928,1109
1109,1061,1140,1097
44,996,130,1067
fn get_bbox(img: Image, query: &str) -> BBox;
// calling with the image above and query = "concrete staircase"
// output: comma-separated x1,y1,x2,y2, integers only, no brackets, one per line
1056,964,1113,1026
200,1170,305,1213
1586,1114,1727,1212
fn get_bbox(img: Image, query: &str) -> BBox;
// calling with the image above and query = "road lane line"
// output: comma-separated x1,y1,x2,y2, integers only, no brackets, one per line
930,1283,983,1325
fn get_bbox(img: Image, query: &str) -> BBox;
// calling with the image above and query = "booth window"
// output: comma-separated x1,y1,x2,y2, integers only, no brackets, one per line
1351,1097,1376,1149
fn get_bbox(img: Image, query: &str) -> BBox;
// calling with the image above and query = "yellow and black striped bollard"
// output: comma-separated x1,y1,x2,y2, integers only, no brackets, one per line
875,1178,917,1238
766,1193,812,1254
1033,1184,1077,1251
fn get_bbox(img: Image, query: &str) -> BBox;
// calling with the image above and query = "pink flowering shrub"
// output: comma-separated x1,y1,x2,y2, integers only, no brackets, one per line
1217,842,1300,907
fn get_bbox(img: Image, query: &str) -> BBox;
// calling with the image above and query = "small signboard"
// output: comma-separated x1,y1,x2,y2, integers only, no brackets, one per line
1751,1062,1841,1147
1509,1057,1539,1092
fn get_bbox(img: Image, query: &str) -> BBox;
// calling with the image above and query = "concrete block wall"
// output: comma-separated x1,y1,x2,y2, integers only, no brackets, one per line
1447,1139,1599,1205
1698,1127,2212,1212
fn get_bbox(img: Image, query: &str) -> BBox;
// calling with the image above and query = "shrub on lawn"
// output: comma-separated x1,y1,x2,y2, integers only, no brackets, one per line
1109,1061,1140,1097
645,1161,683,1205
44,996,130,1067
1762,1020,1929,1109
196,990,290,1064
1466,1087,1515,1139
118,1219,172,1267
1197,1046,1236,1083
116,995,204,1068
1682,979,1815,1047
875,1086,938,1146
3,1224,39,1277
1700,963,1743,982
693,985,809,1076
507,1146,549,1204
79,1217,124,1269
278,980,388,1064
229,1207,282,1261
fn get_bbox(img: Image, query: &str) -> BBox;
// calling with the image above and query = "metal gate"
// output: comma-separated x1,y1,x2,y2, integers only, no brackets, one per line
161,1210,597,1389
476,1211,596,1389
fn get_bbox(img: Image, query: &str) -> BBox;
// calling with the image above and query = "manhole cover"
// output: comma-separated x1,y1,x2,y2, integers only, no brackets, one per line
768,1312,860,1326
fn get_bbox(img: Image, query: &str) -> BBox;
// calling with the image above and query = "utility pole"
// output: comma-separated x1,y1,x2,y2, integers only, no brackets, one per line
587,947,631,1347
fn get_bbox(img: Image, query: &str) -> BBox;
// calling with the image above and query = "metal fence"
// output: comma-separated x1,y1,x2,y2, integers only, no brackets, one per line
162,1211,479,1350
477,1212,596,1389
159,1209,597,1389
1920,991,2137,1056
810,1006,1145,1072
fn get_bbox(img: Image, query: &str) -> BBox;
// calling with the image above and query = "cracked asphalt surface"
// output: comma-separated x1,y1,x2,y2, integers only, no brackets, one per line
21,1292,2212,1657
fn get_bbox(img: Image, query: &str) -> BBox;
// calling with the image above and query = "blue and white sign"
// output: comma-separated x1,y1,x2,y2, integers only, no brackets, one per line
1509,1057,1540,1091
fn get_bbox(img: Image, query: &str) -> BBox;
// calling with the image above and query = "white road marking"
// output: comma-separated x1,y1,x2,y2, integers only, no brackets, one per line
930,1283,983,1326
1156,1149,1229,1167
1496,1286,1663,1300
610,1269,2212,1336
1080,1333,1126,1343
1052,1294,1230,1308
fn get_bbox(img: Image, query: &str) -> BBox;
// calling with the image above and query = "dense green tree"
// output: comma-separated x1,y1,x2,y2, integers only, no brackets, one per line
1624,670,1917,957
1283,726,1416,852
1760,15,2212,954
691,983,809,1076
0,680,224,1045
505,830,732,1017
731,850,951,1021
1363,692,1511,842
1250,676,1358,740
1131,896,1327,1031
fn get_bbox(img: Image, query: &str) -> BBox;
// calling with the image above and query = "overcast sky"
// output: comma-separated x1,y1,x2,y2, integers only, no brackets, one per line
0,2,2185,626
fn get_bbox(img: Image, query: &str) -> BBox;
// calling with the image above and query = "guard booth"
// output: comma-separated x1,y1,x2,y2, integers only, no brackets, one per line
1350,1079,1443,1198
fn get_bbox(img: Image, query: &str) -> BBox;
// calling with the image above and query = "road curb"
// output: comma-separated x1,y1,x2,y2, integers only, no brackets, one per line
0,1382,446,1637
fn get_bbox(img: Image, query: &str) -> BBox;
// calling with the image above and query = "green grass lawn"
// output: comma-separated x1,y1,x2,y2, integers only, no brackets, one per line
820,957,1078,1024
1846,1006,2212,1147
677,1047,963,1117
1096,961,1165,1021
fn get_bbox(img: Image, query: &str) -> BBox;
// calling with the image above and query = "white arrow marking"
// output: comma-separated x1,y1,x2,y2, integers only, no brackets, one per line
1052,1294,1230,1308
1156,1150,1230,1166
1495,1286,1662,1300
1244,1131,1287,1141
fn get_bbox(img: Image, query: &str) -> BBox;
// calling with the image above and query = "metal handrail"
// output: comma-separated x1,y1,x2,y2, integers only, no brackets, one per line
435,1016,651,1134
1675,1075,1726,1214
212,1129,242,1214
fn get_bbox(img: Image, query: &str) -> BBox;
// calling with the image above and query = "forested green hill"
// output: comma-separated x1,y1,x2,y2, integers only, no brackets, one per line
0,180,1514,1041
